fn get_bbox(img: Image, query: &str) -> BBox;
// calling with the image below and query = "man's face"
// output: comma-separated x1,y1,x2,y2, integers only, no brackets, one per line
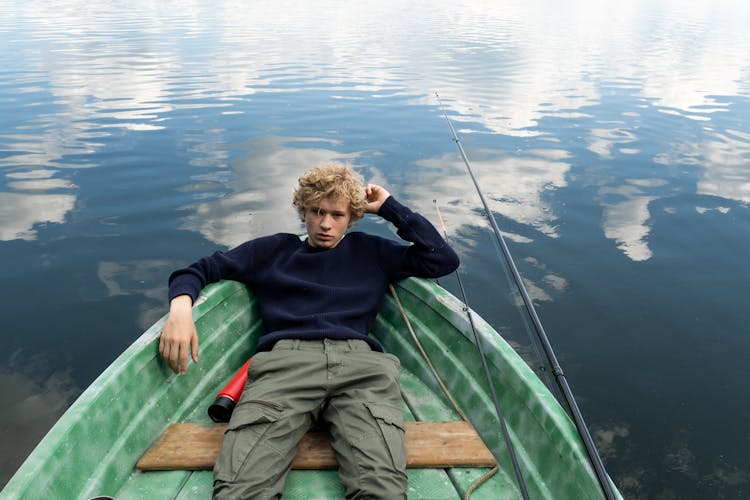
304,196,352,249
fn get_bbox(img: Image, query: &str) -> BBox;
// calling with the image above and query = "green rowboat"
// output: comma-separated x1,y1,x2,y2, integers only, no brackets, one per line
2,278,620,499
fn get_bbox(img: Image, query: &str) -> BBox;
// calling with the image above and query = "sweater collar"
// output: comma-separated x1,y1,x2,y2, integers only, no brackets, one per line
303,233,347,252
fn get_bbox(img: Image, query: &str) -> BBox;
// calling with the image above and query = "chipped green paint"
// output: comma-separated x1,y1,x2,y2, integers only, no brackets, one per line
1,279,621,499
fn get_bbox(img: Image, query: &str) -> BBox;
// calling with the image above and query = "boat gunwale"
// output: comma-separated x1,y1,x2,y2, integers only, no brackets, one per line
3,278,619,499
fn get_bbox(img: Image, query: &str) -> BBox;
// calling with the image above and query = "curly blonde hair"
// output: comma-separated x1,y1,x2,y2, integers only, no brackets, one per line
292,163,367,223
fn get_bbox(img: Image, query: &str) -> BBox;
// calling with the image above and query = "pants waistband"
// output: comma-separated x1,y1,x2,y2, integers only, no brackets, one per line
271,339,372,352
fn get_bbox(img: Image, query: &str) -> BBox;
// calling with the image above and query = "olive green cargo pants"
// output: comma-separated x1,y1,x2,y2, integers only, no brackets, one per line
213,339,407,500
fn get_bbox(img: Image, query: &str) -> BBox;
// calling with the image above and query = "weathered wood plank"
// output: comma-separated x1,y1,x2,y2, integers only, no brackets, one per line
137,421,495,470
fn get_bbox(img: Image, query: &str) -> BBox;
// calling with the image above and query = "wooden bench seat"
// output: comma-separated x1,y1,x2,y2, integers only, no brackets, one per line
137,421,495,470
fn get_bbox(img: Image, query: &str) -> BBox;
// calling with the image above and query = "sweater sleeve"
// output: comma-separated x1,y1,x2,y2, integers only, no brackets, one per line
377,196,460,281
167,242,252,303
167,235,290,303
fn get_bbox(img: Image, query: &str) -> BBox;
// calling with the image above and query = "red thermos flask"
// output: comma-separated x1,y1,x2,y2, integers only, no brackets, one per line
208,359,251,422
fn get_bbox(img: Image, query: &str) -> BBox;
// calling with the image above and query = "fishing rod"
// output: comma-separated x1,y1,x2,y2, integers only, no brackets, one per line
433,201,530,500
435,92,617,500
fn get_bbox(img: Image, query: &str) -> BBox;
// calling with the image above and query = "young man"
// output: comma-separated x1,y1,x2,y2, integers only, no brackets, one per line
159,163,459,499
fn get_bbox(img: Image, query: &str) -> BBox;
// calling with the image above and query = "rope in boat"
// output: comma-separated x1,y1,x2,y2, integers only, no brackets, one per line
389,284,468,422
435,92,617,500
435,199,530,499
388,284,499,500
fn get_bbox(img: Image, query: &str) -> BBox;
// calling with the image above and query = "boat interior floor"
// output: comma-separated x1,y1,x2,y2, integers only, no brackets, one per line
117,368,517,500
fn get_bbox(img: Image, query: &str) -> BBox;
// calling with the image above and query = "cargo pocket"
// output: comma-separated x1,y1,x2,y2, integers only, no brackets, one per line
382,353,402,373
364,402,407,471
214,400,283,483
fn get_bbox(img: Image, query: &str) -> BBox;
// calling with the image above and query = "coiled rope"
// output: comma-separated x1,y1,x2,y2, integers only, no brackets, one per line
388,284,499,500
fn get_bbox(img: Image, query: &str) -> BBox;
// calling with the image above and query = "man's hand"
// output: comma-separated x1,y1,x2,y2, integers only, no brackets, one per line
159,295,199,375
364,183,391,214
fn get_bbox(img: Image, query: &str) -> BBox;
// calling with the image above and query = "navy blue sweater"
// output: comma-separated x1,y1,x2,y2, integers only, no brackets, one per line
168,197,459,352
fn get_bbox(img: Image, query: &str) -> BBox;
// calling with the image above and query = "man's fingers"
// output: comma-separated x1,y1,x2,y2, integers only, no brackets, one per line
168,342,179,374
171,336,198,374
179,346,189,375
164,340,182,375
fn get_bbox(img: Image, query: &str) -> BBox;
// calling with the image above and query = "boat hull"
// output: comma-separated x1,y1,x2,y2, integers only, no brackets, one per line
2,278,618,499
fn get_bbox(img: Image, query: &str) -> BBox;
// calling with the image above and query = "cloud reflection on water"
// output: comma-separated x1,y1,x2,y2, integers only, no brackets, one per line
96,260,172,330
0,358,78,483
405,147,571,304
598,185,658,262
0,192,75,241
3,0,750,261
414,148,570,240
656,129,750,204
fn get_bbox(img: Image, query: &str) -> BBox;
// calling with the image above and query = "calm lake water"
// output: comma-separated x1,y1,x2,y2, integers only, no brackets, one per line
2,0,749,497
